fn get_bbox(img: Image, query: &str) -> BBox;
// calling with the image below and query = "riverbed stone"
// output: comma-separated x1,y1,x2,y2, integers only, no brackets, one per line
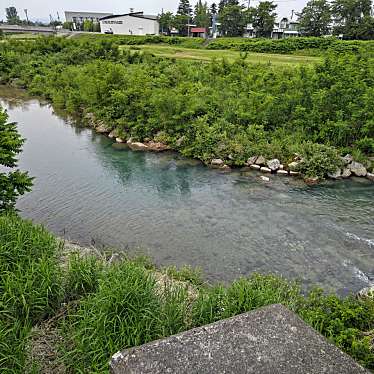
128,142,149,151
110,304,368,374
255,155,266,166
260,176,270,182
288,161,299,171
357,286,374,300
211,159,224,167
246,156,258,166
342,168,352,178
342,154,354,165
260,166,271,173
349,161,367,177
290,171,300,176
267,159,280,171
277,170,289,175
250,164,261,170
116,138,125,143
305,176,319,185
328,168,342,179
366,172,374,181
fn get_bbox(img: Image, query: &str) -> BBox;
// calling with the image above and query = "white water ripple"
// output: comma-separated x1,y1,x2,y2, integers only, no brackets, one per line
345,232,374,248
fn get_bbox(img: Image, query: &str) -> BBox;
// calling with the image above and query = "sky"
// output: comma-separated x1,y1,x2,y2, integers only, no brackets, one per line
1,0,307,23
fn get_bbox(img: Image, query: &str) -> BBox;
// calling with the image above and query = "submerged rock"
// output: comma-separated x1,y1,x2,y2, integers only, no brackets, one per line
128,142,149,151
304,176,319,185
267,159,280,171
250,164,261,170
349,161,367,177
367,172,374,181
260,176,270,182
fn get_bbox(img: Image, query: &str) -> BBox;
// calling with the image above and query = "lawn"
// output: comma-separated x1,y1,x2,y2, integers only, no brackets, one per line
121,44,322,66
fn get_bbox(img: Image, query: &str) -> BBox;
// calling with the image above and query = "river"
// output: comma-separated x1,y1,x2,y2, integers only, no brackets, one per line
1,86,373,294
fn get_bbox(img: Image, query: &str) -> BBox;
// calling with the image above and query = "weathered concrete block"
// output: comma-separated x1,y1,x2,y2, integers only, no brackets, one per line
110,304,367,374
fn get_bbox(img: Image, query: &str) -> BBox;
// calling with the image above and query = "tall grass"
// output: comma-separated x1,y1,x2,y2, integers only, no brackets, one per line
1,213,373,372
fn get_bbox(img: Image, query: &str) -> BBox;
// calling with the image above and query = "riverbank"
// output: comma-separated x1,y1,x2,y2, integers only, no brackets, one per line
1,37,373,184
1,212,373,372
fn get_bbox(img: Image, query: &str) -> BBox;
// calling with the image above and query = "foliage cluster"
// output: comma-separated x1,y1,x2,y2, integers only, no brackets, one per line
1,37,373,178
1,214,373,372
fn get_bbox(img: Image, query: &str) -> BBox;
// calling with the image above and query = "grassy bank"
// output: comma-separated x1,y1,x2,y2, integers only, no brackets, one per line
1,213,373,372
0,37,373,180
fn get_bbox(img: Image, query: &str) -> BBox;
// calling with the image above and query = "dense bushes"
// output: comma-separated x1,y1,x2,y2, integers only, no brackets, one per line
2,37,373,178
0,213,62,372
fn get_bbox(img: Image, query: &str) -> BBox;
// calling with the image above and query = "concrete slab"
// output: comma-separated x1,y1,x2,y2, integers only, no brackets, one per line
110,304,368,374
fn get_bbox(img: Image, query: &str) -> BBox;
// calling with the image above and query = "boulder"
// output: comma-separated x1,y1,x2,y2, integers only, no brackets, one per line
128,142,149,151
288,162,299,171
246,156,258,166
349,161,367,177
304,176,319,185
116,138,125,143
108,131,116,139
267,159,280,171
250,164,261,170
328,168,342,180
357,286,374,300
277,170,289,175
255,156,266,166
176,136,185,147
293,153,302,162
95,122,112,134
342,154,353,165
290,171,299,176
279,164,284,170
341,168,351,178
220,165,231,171
366,172,374,181
260,167,271,173
147,141,170,152
211,159,224,167
260,176,270,182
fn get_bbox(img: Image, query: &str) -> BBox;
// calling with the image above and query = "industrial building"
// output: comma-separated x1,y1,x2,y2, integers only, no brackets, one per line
64,11,113,29
99,12,159,35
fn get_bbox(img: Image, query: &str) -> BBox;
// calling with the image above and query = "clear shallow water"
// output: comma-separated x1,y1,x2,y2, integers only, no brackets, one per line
1,88,374,294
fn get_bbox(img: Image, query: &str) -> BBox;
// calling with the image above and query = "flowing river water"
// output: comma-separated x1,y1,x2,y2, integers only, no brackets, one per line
1,87,373,294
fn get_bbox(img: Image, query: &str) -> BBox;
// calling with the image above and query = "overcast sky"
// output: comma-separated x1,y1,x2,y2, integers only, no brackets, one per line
1,0,307,23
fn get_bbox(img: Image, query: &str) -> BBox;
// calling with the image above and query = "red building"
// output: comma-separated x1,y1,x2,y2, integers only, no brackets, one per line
190,27,207,38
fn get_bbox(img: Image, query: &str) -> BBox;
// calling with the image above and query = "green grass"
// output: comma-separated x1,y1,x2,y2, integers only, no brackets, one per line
121,44,322,66
1,213,373,372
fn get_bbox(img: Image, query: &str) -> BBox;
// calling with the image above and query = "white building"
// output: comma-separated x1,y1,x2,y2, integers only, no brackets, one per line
100,12,159,35
65,11,113,26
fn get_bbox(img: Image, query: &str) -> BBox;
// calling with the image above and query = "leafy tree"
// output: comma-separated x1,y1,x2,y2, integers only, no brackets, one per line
210,3,218,15
159,11,175,35
194,0,211,29
332,0,374,39
219,2,247,36
298,0,332,36
252,1,277,37
175,0,192,35
5,6,20,24
0,109,33,211
83,19,94,32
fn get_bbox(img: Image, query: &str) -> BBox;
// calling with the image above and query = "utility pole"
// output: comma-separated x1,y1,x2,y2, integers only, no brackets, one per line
24,9,29,24
247,0,251,9
57,11,60,21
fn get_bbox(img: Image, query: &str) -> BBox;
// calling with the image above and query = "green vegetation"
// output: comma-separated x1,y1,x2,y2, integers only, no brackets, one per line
1,36,373,178
1,213,373,372
0,109,33,211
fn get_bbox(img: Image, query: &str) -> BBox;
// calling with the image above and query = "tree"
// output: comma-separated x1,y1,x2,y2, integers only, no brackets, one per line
83,19,94,32
332,0,374,39
159,11,175,35
0,109,33,211
194,1,211,29
175,0,192,35
5,6,20,24
219,2,247,36
252,1,277,37
210,3,218,15
297,0,332,36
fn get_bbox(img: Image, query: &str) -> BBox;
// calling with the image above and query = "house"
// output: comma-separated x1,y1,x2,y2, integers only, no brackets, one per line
272,18,300,39
99,12,159,35
191,27,208,38
65,11,112,30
